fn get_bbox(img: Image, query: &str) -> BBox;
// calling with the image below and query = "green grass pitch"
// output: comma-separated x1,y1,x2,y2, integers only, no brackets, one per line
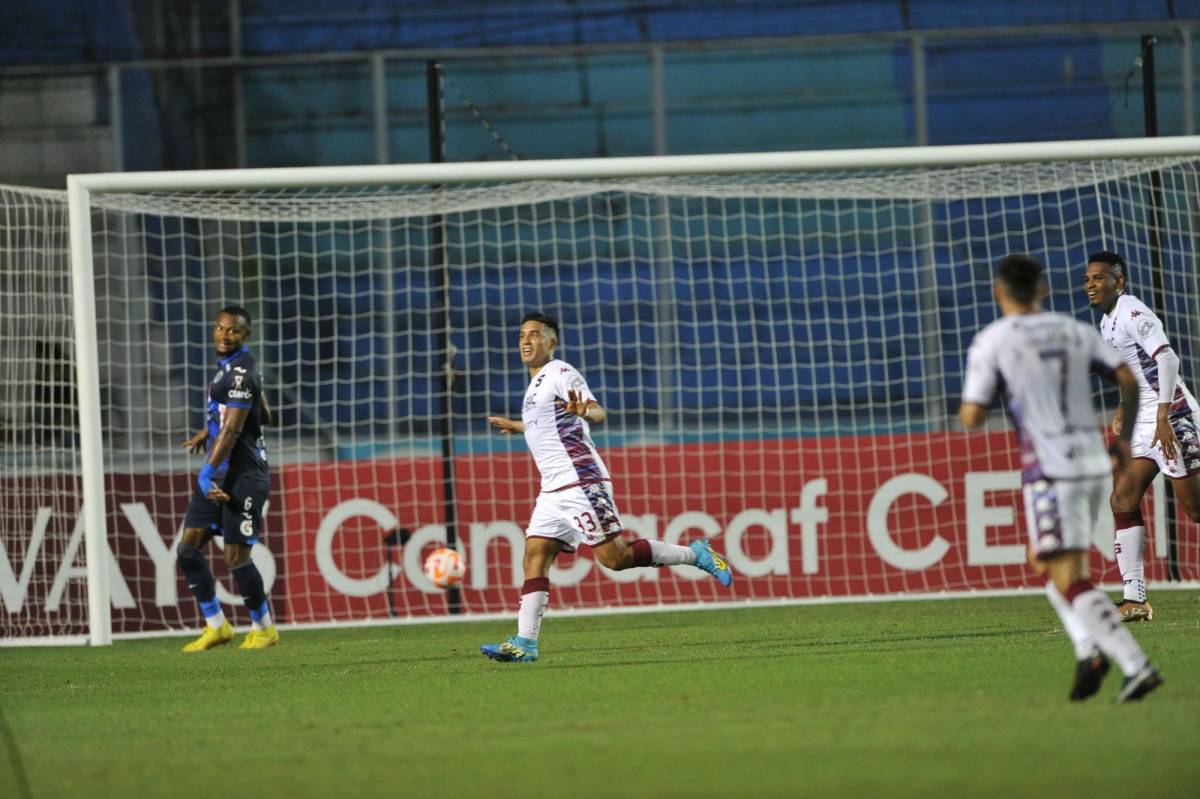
2,592,1198,798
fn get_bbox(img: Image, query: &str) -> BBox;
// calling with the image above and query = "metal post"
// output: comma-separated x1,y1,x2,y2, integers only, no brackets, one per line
911,35,928,146
1141,34,1181,581
106,66,124,172
650,45,667,156
230,0,245,167
67,177,112,645
426,60,461,613
1182,28,1194,136
372,53,389,164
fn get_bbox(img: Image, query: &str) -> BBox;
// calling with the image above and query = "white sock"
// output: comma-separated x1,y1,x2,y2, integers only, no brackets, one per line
251,611,272,631
1045,582,1096,660
204,610,227,629
1068,583,1148,677
1114,526,1146,602
517,591,549,642
648,540,697,566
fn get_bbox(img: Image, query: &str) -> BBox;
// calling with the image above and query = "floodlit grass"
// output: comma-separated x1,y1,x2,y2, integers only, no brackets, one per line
2,592,1197,798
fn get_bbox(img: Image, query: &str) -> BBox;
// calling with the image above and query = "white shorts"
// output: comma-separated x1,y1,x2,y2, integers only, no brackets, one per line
1023,475,1107,559
526,481,624,552
1130,412,1200,479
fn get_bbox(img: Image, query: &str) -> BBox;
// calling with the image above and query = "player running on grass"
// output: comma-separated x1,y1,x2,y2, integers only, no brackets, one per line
480,312,732,663
1084,251,1200,622
960,254,1161,702
177,305,278,652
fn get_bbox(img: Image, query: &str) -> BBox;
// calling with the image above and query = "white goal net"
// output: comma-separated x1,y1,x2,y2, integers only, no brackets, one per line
4,141,1200,643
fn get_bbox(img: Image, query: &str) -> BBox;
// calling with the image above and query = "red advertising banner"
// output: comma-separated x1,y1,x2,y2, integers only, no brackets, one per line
4,432,1197,637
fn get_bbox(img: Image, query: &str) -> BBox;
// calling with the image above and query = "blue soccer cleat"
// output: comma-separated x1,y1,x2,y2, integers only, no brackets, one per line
480,635,539,663
690,539,733,587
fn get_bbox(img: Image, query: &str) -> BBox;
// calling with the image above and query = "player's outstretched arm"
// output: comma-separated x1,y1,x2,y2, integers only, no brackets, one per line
181,428,207,453
561,389,605,424
487,415,524,435
958,402,987,430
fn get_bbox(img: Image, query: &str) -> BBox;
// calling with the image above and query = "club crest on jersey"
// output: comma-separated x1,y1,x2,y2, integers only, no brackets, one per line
1136,318,1155,339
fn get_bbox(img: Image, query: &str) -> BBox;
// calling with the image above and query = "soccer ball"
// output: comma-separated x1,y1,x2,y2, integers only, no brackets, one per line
423,547,465,590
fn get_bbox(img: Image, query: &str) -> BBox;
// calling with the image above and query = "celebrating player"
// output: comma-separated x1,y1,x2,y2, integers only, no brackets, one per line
960,254,1161,702
1084,251,1200,622
177,305,278,652
480,312,733,663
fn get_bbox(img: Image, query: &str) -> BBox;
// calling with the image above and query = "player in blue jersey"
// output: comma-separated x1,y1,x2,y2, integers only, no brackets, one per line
961,255,1161,702
177,305,278,652
480,312,732,663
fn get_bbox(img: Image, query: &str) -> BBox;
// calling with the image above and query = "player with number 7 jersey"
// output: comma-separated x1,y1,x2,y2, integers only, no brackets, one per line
960,254,1161,703
479,312,733,663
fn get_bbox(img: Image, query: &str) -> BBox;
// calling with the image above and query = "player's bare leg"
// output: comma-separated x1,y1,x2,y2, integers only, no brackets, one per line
1045,552,1161,702
481,537,562,663
1109,459,1158,621
594,535,733,587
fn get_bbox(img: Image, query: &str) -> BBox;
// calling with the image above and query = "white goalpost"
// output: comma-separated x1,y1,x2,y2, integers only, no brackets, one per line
4,136,1200,646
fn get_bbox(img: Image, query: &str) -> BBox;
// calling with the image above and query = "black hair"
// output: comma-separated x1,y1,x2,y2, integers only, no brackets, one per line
218,304,252,329
1087,250,1127,284
521,312,559,340
996,253,1043,305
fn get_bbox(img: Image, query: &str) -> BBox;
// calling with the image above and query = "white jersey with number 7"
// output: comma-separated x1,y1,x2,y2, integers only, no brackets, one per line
962,311,1124,482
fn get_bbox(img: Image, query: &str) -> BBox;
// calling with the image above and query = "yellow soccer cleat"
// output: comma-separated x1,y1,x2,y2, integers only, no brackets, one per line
182,621,233,653
238,625,280,650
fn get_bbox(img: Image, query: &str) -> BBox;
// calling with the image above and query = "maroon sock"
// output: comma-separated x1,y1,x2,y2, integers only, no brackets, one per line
630,539,653,567
521,577,550,595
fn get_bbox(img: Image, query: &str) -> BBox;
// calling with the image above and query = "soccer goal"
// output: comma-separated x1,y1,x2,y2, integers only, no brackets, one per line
4,137,1200,645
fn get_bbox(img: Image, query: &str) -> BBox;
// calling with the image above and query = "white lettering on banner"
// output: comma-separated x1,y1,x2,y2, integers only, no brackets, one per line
468,521,523,588
120,503,182,606
0,508,49,613
550,551,592,586
963,472,1025,566
600,514,660,583
663,511,722,582
867,474,950,571
725,509,788,578
47,507,134,612
315,499,399,597
790,479,828,575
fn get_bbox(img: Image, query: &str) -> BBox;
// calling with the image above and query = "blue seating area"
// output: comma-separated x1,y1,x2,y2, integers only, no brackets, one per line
137,181,1145,440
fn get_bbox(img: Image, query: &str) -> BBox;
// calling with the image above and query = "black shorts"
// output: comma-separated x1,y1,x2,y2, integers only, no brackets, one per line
183,471,270,546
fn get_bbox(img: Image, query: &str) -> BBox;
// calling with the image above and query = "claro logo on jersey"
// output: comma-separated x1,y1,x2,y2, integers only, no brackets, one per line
228,374,251,401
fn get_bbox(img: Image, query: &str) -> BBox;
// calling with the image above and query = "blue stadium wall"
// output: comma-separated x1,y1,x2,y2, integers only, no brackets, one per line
4,2,1199,168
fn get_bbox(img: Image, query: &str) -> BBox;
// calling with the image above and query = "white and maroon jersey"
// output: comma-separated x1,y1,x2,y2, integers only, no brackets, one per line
1099,293,1199,425
963,311,1123,482
521,358,610,492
